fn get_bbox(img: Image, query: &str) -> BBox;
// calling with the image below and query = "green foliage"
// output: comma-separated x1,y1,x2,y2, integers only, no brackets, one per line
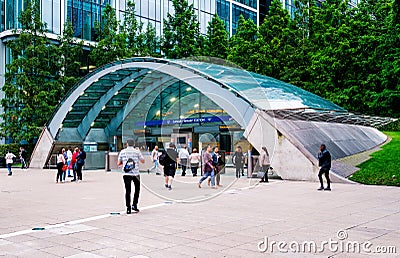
204,15,229,59
1,0,63,144
0,144,20,158
253,0,293,78
137,22,162,57
90,4,127,67
57,21,83,93
349,132,400,186
162,0,202,58
227,15,258,70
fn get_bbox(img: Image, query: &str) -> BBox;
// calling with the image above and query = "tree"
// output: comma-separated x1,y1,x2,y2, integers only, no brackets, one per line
90,4,126,67
162,0,201,58
122,0,140,56
1,0,63,144
204,14,229,59
57,21,83,93
282,0,316,88
140,22,161,57
254,0,293,78
227,15,258,70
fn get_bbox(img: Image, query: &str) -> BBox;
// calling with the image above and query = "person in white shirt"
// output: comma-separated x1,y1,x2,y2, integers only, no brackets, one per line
117,139,145,214
148,146,161,174
179,145,190,176
56,148,66,183
189,148,201,176
66,147,73,177
5,151,16,176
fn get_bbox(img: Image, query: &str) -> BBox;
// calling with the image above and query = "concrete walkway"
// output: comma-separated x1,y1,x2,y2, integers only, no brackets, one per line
0,168,399,257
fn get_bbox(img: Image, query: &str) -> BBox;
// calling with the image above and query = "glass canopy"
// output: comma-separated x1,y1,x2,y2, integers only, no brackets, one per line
51,57,360,142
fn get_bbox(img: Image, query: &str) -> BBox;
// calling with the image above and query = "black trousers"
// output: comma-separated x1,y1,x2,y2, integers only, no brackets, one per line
76,163,84,180
235,164,243,178
318,168,330,188
56,162,64,182
261,165,270,182
123,175,140,207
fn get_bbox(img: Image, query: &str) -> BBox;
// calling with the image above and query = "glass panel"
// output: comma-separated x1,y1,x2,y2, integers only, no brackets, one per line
53,0,61,33
0,0,5,31
141,0,148,18
175,60,345,111
42,0,53,32
6,0,15,29
83,1,91,40
149,0,155,19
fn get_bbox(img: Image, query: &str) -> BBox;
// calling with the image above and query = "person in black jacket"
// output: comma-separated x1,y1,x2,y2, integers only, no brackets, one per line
161,143,178,190
75,147,86,182
317,144,331,191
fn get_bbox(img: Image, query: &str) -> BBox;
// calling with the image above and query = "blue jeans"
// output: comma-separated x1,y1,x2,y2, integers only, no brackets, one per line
7,163,12,175
67,161,71,176
150,160,159,173
199,170,215,186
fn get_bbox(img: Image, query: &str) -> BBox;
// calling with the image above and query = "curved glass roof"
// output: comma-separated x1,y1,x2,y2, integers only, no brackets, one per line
175,60,345,112
49,57,348,141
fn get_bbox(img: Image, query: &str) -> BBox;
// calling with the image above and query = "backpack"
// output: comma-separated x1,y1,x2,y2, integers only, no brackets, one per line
159,151,167,166
123,158,135,172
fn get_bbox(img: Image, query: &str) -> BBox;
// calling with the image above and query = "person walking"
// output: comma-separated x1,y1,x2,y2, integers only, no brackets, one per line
179,145,190,176
66,147,73,177
19,147,28,169
160,142,178,190
56,149,66,183
148,146,161,175
198,145,216,188
317,144,331,191
209,146,224,187
233,146,245,178
118,139,145,214
75,147,86,182
5,151,16,176
189,148,201,176
259,147,270,183
71,147,79,182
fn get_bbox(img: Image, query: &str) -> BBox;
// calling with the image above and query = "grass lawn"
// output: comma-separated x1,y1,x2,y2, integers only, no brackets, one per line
349,132,400,186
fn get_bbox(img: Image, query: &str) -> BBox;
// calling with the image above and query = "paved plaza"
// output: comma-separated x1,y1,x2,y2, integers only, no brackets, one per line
0,168,399,257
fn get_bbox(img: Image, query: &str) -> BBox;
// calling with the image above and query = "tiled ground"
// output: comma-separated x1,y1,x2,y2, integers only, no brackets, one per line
0,168,399,257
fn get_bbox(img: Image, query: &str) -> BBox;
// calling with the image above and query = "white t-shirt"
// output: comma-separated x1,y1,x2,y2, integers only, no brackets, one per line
5,153,16,164
151,149,158,161
118,147,144,176
67,150,73,161
179,148,190,160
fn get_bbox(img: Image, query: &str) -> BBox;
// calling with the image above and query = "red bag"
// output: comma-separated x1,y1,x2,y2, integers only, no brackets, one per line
62,164,68,172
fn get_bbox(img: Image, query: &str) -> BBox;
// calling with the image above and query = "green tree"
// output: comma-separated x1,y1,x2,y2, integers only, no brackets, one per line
90,4,126,67
121,0,139,56
0,0,62,143
307,0,353,100
204,14,229,59
227,15,258,70
254,0,293,78
57,21,83,93
137,22,161,57
162,0,201,58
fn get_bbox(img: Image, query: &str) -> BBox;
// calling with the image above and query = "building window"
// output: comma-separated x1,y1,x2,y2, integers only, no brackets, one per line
232,3,256,33
216,0,230,33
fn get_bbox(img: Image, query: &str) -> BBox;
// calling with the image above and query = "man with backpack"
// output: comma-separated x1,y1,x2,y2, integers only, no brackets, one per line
159,142,178,190
118,139,145,214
